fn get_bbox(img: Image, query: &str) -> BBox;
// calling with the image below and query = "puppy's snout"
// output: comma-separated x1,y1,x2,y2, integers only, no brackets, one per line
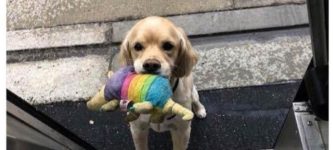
143,59,161,73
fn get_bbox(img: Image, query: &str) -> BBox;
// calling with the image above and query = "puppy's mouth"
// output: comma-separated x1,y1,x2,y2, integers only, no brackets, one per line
134,60,171,77
139,69,170,77
141,70,160,74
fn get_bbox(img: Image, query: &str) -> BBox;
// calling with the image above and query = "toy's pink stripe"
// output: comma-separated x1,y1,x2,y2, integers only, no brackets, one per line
121,73,135,100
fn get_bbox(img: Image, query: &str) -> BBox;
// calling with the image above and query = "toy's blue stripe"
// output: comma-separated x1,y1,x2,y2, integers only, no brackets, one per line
146,76,172,108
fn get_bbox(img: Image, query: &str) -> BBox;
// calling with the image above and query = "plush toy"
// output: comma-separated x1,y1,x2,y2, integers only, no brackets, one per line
86,66,194,123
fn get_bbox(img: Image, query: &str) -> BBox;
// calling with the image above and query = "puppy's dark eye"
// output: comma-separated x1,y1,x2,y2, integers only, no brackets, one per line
162,42,174,51
134,43,144,51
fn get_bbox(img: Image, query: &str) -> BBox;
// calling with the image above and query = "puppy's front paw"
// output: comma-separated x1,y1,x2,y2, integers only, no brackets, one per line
195,107,207,118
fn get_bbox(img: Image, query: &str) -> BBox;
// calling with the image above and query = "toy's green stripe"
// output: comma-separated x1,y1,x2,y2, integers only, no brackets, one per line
133,75,150,102
141,76,157,102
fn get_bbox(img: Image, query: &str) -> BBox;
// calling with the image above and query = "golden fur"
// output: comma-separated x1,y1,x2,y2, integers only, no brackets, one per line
119,16,206,150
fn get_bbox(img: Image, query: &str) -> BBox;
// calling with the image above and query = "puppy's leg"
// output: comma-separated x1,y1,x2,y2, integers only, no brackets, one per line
171,126,191,150
130,121,149,150
191,86,207,118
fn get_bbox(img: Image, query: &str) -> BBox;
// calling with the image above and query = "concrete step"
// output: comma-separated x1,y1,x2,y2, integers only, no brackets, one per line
6,4,311,104
7,55,110,104
112,4,308,42
192,27,311,90
6,27,312,104
7,4,308,51
7,23,112,51
7,0,305,30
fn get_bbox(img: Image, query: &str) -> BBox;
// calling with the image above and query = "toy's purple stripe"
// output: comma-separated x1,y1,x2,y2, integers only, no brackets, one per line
121,73,135,100
104,66,134,100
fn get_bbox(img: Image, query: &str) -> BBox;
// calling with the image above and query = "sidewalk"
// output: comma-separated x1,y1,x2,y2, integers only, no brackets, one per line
6,4,311,104
7,2,312,149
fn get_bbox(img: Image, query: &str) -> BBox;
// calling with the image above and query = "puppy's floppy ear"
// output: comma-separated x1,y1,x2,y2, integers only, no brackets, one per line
173,27,198,77
119,31,133,66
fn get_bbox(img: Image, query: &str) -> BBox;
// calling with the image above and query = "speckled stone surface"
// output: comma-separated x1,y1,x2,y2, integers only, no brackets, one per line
6,28,311,104
6,0,306,30
34,82,300,150
7,0,233,30
7,4,309,51
6,55,109,105
112,4,308,42
6,43,116,63
7,23,112,51
192,27,312,90
234,0,305,9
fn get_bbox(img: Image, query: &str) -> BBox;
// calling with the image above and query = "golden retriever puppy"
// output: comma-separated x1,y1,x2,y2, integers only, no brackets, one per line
120,16,206,150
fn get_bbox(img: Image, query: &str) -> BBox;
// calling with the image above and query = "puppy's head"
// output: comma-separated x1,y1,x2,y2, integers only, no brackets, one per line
120,16,198,77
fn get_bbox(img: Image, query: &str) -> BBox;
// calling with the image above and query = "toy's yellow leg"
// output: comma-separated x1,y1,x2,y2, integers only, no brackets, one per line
132,102,153,113
162,99,194,121
100,100,119,112
87,85,108,111
107,71,114,78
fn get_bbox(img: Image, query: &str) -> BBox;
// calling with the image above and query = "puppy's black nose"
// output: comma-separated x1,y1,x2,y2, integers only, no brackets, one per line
143,59,161,73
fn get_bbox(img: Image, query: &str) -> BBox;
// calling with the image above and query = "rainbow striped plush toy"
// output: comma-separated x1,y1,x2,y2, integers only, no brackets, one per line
87,66,194,123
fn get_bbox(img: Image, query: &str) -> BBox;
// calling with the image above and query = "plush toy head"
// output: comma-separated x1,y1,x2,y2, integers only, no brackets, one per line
87,66,194,122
